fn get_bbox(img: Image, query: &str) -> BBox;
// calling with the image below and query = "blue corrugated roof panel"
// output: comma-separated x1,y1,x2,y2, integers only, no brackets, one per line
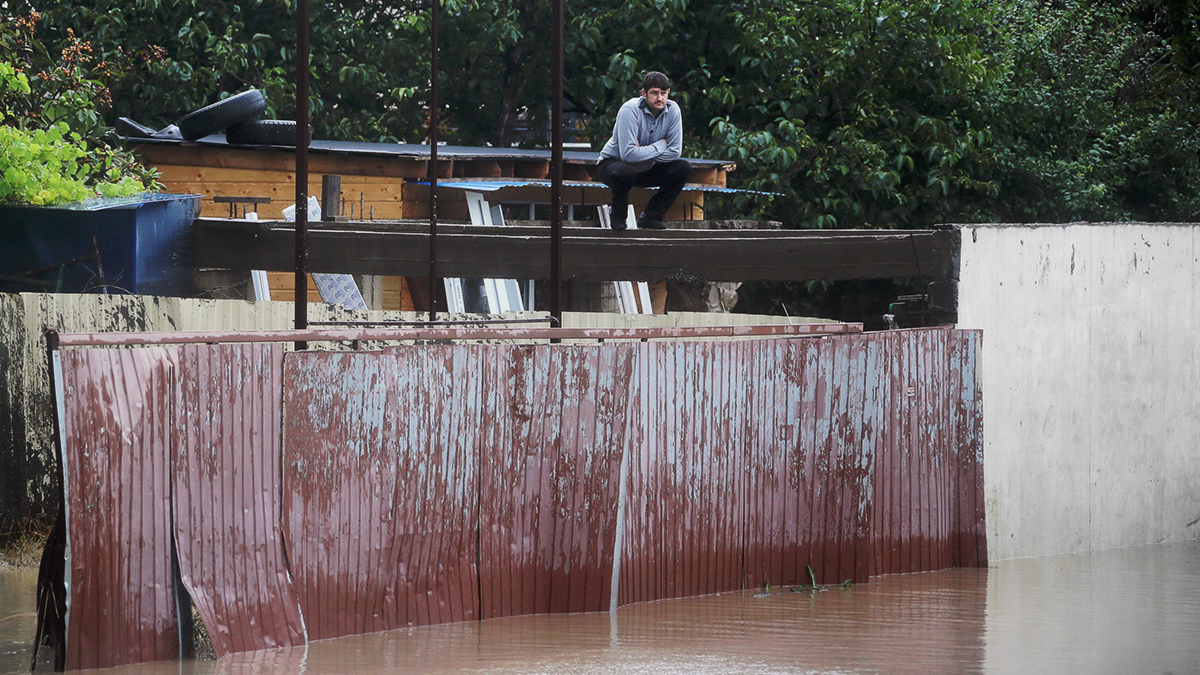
417,179,780,196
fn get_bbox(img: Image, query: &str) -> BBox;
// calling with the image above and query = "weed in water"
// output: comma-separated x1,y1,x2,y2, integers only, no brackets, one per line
0,519,51,568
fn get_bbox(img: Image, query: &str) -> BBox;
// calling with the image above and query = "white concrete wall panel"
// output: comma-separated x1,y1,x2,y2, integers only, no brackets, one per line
958,223,1200,560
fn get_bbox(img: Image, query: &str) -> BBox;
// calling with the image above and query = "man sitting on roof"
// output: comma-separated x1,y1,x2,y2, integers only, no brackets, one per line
596,71,692,231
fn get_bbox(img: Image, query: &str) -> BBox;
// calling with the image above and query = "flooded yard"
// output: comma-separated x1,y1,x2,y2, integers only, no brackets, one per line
3,541,1197,674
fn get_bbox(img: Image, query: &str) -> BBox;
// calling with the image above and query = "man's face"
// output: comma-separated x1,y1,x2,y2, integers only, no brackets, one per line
642,87,670,114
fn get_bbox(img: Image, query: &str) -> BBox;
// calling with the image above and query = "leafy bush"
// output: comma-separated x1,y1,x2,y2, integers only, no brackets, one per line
0,120,90,205
25,0,432,143
0,11,158,205
965,0,1200,222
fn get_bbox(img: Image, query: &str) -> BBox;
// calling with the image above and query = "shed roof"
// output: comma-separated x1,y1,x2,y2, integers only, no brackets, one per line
127,134,737,169
422,179,779,196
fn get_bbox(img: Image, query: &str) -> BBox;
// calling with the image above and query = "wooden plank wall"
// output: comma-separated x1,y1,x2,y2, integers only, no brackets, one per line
136,145,425,220
135,143,716,222
264,272,415,311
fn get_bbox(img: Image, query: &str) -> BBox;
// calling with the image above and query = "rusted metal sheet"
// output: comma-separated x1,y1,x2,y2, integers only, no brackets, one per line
50,326,986,668
282,348,481,638
951,330,987,568
58,347,178,670
7,292,847,528
866,329,986,577
656,335,878,591
171,343,306,655
620,340,758,603
479,344,634,619
646,329,986,591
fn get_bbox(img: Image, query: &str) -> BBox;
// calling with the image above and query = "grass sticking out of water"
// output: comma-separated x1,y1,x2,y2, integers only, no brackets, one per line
0,520,51,569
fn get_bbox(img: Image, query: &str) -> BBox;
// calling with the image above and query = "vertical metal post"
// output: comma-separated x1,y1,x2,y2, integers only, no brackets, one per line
428,0,440,321
550,0,564,326
294,0,310,350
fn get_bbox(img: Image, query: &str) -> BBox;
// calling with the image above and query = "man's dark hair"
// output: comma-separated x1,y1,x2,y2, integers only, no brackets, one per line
642,71,670,91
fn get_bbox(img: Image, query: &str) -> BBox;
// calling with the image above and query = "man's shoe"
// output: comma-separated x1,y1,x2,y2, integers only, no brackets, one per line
637,216,667,230
609,205,628,231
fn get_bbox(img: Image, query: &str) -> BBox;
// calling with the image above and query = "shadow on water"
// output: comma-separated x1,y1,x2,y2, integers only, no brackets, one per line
1,541,1197,675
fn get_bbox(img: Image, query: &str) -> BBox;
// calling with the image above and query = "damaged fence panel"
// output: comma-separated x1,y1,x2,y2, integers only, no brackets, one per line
172,343,306,656
58,348,178,670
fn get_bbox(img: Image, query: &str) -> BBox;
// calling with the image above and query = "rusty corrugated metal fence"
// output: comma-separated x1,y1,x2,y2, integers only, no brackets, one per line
49,328,984,669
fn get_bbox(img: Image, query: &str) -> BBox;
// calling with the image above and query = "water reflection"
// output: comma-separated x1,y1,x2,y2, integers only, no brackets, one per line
1,541,1197,674
984,542,1200,675
0,567,38,674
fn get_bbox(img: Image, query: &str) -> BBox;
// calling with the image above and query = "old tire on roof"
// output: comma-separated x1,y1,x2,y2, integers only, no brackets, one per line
114,116,156,138
225,119,310,146
177,89,267,141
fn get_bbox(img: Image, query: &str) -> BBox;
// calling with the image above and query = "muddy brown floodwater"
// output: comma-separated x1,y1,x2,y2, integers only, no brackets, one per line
2,541,1198,675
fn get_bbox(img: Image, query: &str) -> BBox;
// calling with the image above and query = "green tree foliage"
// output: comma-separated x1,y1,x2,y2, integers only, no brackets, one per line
20,0,432,142
437,0,553,146
0,11,153,205
15,0,1200,224
965,0,1200,222
569,0,999,229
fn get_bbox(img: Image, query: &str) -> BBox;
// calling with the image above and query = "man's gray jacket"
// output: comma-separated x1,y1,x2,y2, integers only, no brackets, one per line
598,97,683,173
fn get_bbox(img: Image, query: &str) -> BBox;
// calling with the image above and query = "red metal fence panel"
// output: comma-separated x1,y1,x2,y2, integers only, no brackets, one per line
282,348,482,638
52,327,986,668
479,344,634,619
950,330,987,568
60,344,309,668
867,329,987,576
172,343,306,655
619,341,751,604
59,348,178,670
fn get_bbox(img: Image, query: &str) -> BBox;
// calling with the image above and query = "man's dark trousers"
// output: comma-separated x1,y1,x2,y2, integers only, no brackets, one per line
597,158,692,223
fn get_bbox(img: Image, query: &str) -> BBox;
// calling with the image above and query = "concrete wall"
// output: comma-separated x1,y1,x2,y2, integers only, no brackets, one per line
957,223,1200,560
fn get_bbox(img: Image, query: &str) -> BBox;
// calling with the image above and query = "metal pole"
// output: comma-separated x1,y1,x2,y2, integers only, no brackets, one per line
550,0,563,326
294,0,310,350
428,0,440,321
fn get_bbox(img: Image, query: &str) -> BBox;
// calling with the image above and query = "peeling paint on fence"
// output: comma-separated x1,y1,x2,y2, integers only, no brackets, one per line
476,344,634,619
2,290,835,529
46,327,985,669
282,348,483,637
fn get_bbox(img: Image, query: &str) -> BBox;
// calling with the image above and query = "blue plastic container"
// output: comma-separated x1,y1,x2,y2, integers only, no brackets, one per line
0,193,201,296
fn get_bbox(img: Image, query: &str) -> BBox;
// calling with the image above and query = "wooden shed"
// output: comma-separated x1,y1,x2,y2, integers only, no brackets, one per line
132,137,734,222
131,136,738,311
